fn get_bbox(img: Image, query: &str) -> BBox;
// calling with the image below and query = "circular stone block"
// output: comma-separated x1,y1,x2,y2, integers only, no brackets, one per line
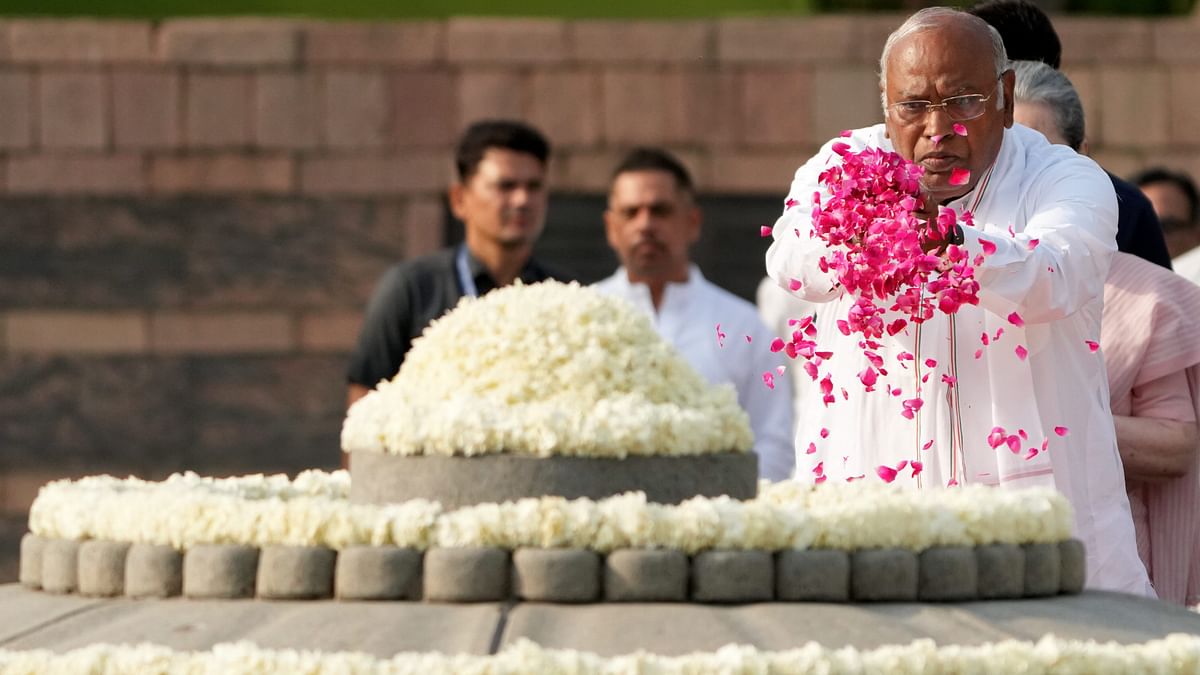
604,549,688,602
350,451,758,510
125,544,183,598
776,549,850,602
40,539,81,594
256,545,336,600
851,548,918,602
423,548,509,602
336,546,422,601
19,534,45,589
183,545,260,599
1023,542,1062,598
975,543,1024,600
78,540,131,597
918,546,978,601
691,550,774,603
512,548,601,603
1058,538,1086,594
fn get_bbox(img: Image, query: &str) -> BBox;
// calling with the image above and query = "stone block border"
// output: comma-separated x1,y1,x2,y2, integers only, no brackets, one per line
17,534,1088,604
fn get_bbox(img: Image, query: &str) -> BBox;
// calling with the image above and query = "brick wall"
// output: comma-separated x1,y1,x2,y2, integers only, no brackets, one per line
1,15,1199,515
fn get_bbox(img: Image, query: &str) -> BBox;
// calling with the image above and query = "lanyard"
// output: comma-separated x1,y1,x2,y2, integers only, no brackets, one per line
455,245,478,298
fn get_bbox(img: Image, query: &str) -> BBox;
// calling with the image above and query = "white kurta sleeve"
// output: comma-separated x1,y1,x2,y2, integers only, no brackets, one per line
765,137,855,304
961,151,1118,324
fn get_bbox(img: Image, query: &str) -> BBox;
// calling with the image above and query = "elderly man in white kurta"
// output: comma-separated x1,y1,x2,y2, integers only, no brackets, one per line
765,7,1150,595
595,148,795,482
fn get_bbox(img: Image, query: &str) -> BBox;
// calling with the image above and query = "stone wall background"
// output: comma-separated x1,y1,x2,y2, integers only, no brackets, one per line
1,15,1199,522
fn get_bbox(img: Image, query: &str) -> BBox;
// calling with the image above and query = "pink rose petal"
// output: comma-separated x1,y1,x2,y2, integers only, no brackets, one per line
839,129,852,138
1027,238,1040,250
876,465,898,483
762,372,775,389
760,225,772,238
952,122,968,137
911,460,924,477
1086,340,1100,353
769,338,785,353
1054,426,1069,437
813,461,824,475
949,167,971,186
1007,312,1025,327
820,427,830,439
745,335,752,343
922,440,934,451
788,278,803,291
785,198,798,210
814,475,828,484
974,349,983,360
931,133,946,145
716,323,726,348
980,239,997,256
924,358,937,368
993,328,1004,341
831,141,851,156
806,442,817,455
1015,344,1028,361
947,478,959,487
1024,447,1039,461
775,365,787,376
1006,435,1021,454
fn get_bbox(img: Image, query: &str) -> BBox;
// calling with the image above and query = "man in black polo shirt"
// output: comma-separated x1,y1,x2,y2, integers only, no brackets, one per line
346,120,569,408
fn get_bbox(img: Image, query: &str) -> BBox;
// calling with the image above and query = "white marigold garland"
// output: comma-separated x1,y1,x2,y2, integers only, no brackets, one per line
1,635,1199,674
28,472,1073,552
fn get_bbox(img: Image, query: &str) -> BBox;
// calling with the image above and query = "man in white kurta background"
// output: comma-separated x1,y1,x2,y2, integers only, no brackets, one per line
765,7,1150,594
595,147,795,481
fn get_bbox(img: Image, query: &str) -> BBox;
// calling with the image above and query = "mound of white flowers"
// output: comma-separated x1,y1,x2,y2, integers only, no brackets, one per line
342,281,753,458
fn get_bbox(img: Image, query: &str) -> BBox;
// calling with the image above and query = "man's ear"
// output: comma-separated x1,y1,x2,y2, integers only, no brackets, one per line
686,205,703,245
448,183,466,220
1002,69,1016,128
1079,137,1091,156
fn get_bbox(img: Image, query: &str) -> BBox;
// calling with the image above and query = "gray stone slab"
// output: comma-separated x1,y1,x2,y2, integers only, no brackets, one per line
1059,539,1086,594
976,543,1024,600
0,584,103,644
125,544,183,598
776,549,850,602
350,451,758,509
18,534,43,589
0,585,500,657
604,549,688,602
335,546,422,601
918,547,977,602
1023,542,1061,598
512,548,600,603
851,549,918,602
40,539,80,595
256,546,336,600
183,545,259,599
691,550,774,603
77,541,130,598
501,591,1200,656
423,548,509,602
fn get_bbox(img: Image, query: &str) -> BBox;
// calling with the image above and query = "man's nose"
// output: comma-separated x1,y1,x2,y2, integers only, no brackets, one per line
925,106,955,136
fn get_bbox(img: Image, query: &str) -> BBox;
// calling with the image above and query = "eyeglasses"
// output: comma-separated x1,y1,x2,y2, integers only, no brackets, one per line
887,75,1003,124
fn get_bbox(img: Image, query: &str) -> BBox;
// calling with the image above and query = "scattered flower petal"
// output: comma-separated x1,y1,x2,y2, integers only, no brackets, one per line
1086,340,1100,353
716,323,726,348
760,225,772,238
762,371,775,389
1015,344,1028,361
922,439,934,451
1054,426,1069,437
745,335,753,343
820,427,830,439
806,442,817,455
974,349,983,359
876,465,898,483
1007,312,1025,327
911,460,924,477
949,167,971,186
1027,238,1040,250
788,278,803,291
1024,447,1039,461
952,122,968,137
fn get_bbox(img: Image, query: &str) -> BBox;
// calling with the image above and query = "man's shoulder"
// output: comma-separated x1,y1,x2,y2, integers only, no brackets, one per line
380,248,456,283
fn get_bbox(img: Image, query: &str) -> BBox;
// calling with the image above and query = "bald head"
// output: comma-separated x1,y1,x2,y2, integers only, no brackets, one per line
879,7,1016,201
880,7,1009,111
